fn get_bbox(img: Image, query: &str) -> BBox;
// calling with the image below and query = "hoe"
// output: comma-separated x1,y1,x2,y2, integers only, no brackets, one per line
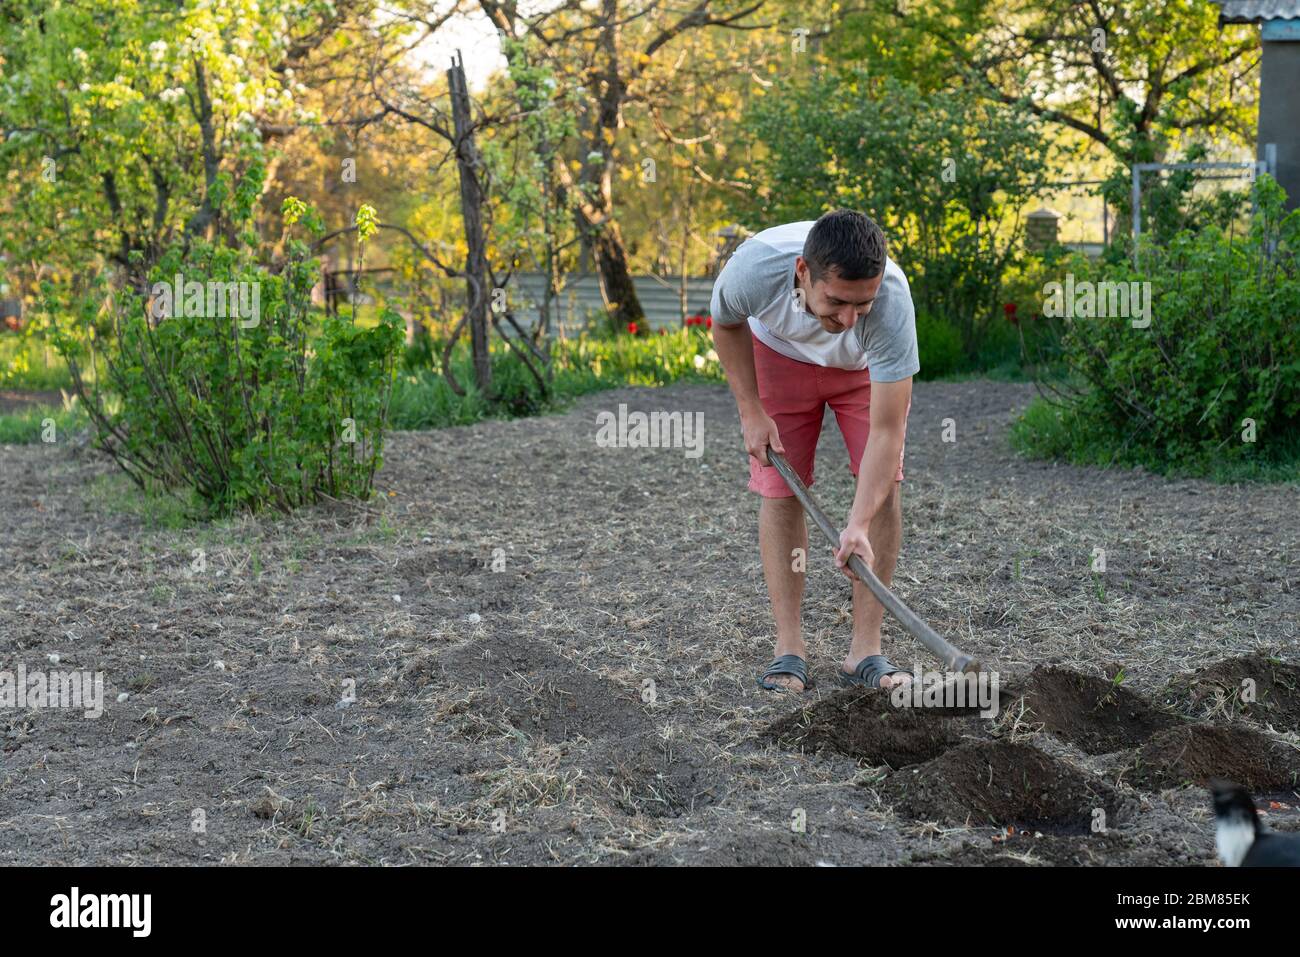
766,446,979,675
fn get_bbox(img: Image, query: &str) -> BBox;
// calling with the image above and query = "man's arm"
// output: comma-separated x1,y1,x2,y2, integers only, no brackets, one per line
713,321,785,463
835,376,911,575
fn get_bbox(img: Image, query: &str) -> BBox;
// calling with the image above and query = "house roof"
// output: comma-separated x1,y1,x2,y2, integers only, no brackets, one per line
1213,1,1300,22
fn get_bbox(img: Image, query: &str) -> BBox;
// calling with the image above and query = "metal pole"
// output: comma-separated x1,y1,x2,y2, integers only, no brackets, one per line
1131,166,1141,268
1263,143,1279,260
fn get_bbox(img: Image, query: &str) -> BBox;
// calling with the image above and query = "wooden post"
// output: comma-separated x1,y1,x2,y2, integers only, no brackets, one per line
448,51,492,394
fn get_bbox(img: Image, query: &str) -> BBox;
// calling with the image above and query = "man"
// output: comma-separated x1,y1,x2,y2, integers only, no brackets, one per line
710,209,917,693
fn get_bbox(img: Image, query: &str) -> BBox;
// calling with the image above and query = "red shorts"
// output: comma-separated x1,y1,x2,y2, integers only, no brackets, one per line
747,336,907,498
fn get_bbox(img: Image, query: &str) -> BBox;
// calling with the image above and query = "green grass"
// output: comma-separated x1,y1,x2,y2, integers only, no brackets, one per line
83,472,199,530
1011,397,1300,485
0,401,86,444
7,309,1046,436
392,322,1053,430
0,333,77,389
389,329,725,430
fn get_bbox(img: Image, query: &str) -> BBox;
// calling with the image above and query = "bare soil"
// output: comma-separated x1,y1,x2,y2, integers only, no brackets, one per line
1163,653,1300,733
0,389,63,414
764,687,988,768
2,379,1298,865
1127,724,1300,792
1001,666,1181,755
882,739,1122,829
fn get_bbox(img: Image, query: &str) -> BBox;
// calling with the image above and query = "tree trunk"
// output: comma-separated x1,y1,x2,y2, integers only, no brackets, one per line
593,221,643,329
448,54,492,394
579,0,645,330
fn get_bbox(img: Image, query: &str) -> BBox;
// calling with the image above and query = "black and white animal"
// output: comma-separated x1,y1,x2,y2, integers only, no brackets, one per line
1211,780,1300,867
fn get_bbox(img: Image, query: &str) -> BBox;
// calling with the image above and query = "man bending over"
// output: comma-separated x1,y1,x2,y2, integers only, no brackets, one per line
710,209,918,693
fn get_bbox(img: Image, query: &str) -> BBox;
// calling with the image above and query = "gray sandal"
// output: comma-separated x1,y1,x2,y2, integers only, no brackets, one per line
758,654,813,692
838,654,910,688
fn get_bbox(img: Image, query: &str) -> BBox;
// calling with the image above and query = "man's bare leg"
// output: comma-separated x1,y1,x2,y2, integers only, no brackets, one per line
760,495,809,691
843,481,911,689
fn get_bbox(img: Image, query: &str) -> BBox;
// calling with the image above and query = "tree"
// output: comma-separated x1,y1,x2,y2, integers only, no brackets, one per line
0,0,369,293
738,70,1050,353
835,0,1259,171
473,0,766,328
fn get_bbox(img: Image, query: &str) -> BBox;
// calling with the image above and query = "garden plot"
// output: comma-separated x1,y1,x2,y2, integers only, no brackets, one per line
1,379,1298,865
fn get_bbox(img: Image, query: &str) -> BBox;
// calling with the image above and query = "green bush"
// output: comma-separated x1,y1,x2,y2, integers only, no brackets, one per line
915,312,962,378
914,307,1056,382
54,195,403,515
1016,175,1300,476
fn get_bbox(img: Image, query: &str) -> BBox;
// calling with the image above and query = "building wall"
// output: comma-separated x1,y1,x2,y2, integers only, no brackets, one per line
1259,40,1300,210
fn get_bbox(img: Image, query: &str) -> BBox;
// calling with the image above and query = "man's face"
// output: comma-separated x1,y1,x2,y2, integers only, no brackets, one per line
794,256,882,334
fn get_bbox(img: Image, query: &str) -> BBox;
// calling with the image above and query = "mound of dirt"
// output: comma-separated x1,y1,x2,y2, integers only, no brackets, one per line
1002,666,1182,754
434,632,652,743
764,687,988,769
1128,723,1300,791
883,740,1118,828
1165,654,1300,733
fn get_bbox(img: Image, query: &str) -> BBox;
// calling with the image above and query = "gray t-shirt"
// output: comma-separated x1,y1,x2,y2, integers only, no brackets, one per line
709,220,920,380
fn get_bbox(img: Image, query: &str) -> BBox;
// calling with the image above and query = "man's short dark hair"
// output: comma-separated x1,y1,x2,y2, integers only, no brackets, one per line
803,209,887,282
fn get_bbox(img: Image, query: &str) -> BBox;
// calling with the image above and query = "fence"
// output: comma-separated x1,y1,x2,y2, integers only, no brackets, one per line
1131,144,1277,264
503,272,716,333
